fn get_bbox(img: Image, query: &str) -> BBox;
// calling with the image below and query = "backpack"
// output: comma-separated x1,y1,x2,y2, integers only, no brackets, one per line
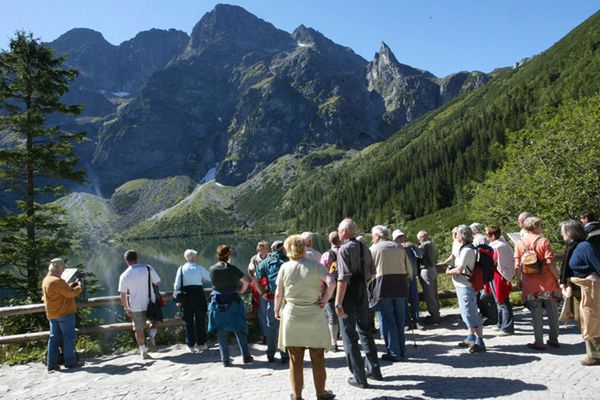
326,249,338,274
521,237,544,275
466,244,495,291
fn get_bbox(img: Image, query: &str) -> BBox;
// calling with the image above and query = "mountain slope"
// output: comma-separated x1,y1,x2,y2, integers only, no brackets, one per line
274,9,600,232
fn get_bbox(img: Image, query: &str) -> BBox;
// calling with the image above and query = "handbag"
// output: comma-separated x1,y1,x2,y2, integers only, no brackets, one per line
559,284,574,324
176,266,187,306
146,266,163,322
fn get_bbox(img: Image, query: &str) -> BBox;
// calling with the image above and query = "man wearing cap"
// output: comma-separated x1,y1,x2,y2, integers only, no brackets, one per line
417,231,441,324
393,230,423,330
119,249,162,359
174,249,213,353
254,240,289,363
42,258,84,371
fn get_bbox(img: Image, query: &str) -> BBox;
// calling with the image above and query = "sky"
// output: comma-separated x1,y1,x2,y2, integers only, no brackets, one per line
2,1,599,77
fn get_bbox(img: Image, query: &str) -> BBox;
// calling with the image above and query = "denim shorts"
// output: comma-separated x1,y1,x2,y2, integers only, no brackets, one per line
455,286,482,328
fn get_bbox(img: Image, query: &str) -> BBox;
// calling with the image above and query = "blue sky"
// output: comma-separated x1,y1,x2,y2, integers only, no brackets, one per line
2,1,599,77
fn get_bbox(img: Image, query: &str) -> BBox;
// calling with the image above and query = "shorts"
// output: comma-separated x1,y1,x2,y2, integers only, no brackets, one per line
455,286,482,329
131,311,147,332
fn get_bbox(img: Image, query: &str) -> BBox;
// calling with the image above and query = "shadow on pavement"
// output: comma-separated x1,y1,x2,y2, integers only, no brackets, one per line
493,342,586,356
80,360,155,375
374,375,547,398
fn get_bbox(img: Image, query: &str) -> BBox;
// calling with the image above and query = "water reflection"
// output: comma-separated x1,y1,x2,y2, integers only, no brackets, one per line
70,234,329,297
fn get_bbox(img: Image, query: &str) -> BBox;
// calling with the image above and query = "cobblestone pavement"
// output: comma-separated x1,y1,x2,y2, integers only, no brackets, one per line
1,307,598,400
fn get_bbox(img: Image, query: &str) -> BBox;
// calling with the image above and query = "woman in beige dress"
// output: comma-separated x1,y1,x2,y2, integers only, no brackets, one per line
275,234,336,400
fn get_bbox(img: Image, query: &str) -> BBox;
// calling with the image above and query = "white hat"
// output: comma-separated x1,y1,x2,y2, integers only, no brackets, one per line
184,249,197,262
392,230,405,241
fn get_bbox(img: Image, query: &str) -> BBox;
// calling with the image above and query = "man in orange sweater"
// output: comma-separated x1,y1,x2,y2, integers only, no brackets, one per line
42,258,83,371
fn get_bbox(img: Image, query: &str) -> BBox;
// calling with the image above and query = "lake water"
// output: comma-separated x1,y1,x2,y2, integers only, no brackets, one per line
69,234,328,322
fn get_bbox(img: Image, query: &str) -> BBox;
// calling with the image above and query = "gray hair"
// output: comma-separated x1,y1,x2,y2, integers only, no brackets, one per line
338,218,357,236
184,249,197,262
518,211,532,226
523,216,543,232
456,224,473,243
300,231,314,244
48,258,65,272
470,223,484,234
371,225,389,240
560,219,587,241
417,230,429,241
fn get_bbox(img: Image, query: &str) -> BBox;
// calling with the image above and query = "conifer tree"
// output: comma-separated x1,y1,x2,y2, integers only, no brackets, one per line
0,31,85,300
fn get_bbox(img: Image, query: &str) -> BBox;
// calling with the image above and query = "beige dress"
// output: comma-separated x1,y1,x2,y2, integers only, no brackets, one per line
277,258,330,350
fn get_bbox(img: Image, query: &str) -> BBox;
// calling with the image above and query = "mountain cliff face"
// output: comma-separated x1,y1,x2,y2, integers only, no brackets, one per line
45,4,488,194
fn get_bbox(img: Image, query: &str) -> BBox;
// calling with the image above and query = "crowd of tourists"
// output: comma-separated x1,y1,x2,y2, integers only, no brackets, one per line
41,212,600,399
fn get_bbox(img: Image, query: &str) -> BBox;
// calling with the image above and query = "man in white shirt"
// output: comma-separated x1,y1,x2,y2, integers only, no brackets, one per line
119,249,161,359
302,231,322,262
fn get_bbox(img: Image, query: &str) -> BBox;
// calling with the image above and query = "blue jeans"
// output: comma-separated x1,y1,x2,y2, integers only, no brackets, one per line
405,275,420,325
377,297,407,359
338,294,380,385
266,300,287,358
496,299,514,333
47,313,77,369
217,330,250,362
257,295,268,337
455,286,482,328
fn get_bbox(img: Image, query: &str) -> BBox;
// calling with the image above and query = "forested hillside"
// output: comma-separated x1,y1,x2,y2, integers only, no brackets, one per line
280,10,600,233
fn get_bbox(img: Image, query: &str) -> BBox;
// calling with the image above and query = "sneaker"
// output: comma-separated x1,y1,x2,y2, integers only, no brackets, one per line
422,316,441,325
243,355,254,364
187,346,197,354
145,336,156,351
469,343,486,353
280,355,289,364
347,376,368,389
497,330,514,336
580,357,600,366
546,340,560,348
223,359,232,367
332,344,339,352
458,339,475,348
141,349,150,359
267,355,275,363
47,365,61,372
381,353,401,362
196,344,209,352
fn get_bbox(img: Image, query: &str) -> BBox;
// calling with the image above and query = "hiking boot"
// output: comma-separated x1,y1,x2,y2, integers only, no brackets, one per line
65,361,84,369
145,336,156,351
243,355,254,364
267,355,275,362
187,346,197,354
580,357,600,366
280,355,289,364
223,359,232,367
469,342,486,353
546,340,560,348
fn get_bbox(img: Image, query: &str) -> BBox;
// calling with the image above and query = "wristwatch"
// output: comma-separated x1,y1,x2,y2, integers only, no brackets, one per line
335,304,343,309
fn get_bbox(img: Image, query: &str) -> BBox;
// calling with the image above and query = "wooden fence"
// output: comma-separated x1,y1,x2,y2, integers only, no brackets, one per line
0,284,464,345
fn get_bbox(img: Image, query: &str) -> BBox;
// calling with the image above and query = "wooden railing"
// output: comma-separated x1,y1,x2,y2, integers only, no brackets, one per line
0,286,467,345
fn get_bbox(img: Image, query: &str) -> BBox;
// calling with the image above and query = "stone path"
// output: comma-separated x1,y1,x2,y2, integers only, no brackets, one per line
1,307,598,400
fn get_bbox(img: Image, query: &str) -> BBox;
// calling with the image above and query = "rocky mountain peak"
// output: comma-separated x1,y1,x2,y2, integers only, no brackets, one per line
180,3,293,60
51,28,113,51
370,41,431,79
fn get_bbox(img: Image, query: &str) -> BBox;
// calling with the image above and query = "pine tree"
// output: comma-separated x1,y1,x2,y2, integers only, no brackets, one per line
0,32,85,300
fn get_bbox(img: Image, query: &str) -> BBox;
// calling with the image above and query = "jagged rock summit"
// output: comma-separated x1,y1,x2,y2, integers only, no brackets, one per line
46,4,489,194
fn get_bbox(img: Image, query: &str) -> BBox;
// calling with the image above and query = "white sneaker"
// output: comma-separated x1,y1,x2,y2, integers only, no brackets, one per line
196,344,208,352
187,346,197,354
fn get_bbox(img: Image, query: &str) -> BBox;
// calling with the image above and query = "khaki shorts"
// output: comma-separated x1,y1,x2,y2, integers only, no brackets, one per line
131,311,147,332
